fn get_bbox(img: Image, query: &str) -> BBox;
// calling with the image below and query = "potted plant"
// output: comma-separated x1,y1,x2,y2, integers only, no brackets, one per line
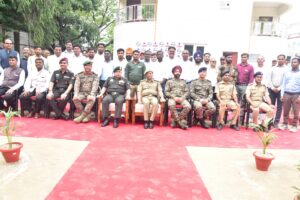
253,124,276,171
293,162,300,200
0,108,23,163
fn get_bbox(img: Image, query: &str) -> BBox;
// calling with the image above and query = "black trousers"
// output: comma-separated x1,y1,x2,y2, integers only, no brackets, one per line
47,90,71,116
19,90,46,113
268,88,282,124
0,85,18,110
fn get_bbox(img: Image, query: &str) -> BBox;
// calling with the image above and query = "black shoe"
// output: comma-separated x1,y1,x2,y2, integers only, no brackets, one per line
101,118,109,127
149,121,154,129
144,121,149,129
230,124,240,131
113,118,119,128
199,118,209,129
217,123,223,130
61,113,69,120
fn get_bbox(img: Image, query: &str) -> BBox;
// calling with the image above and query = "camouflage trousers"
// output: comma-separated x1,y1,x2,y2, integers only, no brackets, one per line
193,100,216,119
73,93,96,114
168,99,191,122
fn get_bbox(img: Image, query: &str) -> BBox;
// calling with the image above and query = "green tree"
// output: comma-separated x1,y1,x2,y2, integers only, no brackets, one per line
1,0,116,49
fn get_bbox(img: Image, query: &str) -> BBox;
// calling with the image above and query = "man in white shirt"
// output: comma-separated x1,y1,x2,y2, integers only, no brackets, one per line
19,58,50,118
47,45,63,76
180,50,194,83
267,54,287,127
143,50,152,68
27,46,48,75
206,57,218,90
100,50,114,87
0,55,25,110
69,44,87,75
61,40,74,58
94,42,105,63
254,55,269,85
164,46,181,79
200,52,211,68
114,48,127,76
151,50,166,83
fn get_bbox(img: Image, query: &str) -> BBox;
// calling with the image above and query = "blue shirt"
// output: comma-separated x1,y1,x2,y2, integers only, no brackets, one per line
0,49,19,69
281,68,300,95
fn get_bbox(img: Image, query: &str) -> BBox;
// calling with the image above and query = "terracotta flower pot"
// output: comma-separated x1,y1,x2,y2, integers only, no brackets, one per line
0,142,23,163
253,151,275,171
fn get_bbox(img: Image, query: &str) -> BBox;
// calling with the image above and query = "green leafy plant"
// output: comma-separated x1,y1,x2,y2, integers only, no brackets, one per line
292,162,300,200
255,124,277,154
1,108,20,149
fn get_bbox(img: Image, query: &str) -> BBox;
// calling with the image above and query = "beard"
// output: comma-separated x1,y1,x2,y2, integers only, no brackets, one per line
174,74,181,79
226,60,232,64
126,55,132,61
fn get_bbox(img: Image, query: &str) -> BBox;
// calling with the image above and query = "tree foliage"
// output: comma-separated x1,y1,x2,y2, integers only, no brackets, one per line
0,0,116,49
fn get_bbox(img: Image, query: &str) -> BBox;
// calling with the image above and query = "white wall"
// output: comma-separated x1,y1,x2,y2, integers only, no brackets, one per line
114,0,300,63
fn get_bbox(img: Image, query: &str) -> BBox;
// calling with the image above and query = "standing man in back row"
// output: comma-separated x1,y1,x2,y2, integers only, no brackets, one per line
125,50,146,98
267,54,286,128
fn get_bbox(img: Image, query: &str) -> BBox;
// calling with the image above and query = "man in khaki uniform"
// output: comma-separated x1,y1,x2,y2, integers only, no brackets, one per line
246,72,275,131
216,70,240,131
190,67,216,129
73,61,99,123
165,65,191,129
137,69,165,129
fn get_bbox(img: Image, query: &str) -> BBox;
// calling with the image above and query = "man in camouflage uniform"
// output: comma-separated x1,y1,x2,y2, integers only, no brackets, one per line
138,69,165,129
190,67,216,129
246,72,275,131
73,61,99,123
215,70,240,131
217,53,238,83
100,66,130,128
165,65,191,129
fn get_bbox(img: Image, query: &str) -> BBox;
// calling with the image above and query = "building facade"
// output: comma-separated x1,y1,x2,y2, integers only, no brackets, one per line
114,0,300,65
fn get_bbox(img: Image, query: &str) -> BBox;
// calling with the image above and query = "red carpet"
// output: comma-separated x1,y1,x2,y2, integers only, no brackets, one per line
9,117,300,199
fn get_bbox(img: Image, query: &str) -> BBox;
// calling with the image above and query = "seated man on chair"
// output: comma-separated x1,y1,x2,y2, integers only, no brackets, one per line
73,61,99,123
99,66,130,128
165,65,191,129
0,55,25,110
46,57,74,120
246,72,275,132
190,67,216,129
215,70,240,131
19,58,50,118
137,68,165,129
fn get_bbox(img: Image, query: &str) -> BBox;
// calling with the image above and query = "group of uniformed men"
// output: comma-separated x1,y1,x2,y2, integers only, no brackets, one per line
1,38,299,132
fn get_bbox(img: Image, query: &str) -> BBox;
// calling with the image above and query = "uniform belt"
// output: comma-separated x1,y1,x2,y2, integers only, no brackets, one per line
143,94,157,97
285,91,300,95
109,92,123,95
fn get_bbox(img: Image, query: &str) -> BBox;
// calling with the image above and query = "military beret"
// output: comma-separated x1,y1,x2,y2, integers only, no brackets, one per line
254,71,263,77
113,66,122,73
172,65,182,74
144,68,153,75
59,57,68,64
83,60,93,66
198,67,207,73
222,70,230,77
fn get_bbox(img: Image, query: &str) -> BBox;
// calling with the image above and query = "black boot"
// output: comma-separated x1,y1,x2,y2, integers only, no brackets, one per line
101,118,109,127
149,121,154,129
113,118,119,128
199,118,209,129
144,121,149,129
